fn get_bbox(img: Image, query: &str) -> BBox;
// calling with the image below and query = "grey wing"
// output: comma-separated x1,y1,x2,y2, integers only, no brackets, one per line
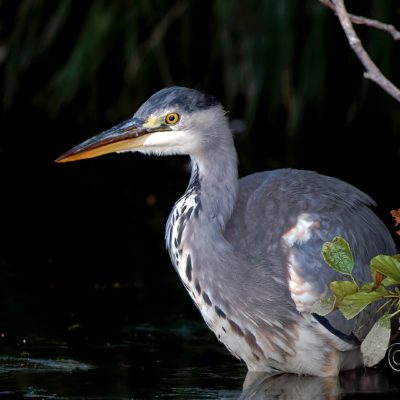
227,169,397,342
283,207,395,341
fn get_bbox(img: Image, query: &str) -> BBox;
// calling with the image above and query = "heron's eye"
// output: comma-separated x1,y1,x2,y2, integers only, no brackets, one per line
165,112,180,125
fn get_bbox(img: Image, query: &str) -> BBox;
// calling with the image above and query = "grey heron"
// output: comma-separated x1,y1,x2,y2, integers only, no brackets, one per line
56,87,397,376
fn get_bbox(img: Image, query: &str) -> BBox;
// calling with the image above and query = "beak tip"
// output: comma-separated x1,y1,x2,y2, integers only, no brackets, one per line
55,118,148,164
54,154,69,163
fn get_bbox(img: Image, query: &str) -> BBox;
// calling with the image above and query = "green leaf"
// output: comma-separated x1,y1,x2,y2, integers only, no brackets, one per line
361,282,373,291
338,291,386,319
322,237,354,276
311,295,336,316
329,281,358,304
382,276,399,287
361,282,387,294
361,314,392,367
370,255,400,284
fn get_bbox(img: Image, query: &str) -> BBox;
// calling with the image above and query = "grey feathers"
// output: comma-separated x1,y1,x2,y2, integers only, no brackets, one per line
135,87,220,117
130,87,396,373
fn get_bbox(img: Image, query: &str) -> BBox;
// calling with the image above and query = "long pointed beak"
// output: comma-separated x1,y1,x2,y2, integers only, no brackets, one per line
55,118,167,163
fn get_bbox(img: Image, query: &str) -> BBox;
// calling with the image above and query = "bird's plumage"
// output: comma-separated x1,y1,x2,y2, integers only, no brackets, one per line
136,86,220,115
57,87,397,376
226,169,395,337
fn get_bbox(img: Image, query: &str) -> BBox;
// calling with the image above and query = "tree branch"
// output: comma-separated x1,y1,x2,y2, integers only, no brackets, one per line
326,0,400,103
319,0,400,40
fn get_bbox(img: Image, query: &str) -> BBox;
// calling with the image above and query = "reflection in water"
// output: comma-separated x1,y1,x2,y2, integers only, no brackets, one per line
239,368,400,399
1,277,400,399
1,344,400,399
241,372,339,400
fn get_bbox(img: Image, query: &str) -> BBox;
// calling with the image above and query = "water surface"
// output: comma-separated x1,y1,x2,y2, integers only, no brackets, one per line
1,272,399,399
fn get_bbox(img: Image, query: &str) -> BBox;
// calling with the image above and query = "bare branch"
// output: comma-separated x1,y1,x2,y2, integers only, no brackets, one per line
319,0,400,40
329,0,400,103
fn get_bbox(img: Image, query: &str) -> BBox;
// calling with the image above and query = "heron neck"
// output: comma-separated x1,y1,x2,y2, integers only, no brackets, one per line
189,145,239,231
165,136,240,312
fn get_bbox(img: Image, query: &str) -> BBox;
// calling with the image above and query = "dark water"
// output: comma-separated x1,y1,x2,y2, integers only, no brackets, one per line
0,275,244,399
1,275,400,399
0,326,243,399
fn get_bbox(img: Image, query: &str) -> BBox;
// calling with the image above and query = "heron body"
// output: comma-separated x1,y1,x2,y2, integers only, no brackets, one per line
57,87,397,376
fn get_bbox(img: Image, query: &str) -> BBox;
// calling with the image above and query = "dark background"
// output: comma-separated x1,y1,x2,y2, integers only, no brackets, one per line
1,0,400,362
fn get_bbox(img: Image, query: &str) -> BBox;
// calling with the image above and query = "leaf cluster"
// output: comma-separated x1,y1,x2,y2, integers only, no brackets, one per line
312,237,400,367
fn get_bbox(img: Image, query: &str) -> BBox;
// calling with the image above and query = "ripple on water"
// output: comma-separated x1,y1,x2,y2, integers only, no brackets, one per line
0,356,94,374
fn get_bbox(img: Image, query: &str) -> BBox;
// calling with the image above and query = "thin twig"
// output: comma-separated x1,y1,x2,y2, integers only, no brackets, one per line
332,0,400,103
319,0,400,40
374,299,393,315
391,307,400,318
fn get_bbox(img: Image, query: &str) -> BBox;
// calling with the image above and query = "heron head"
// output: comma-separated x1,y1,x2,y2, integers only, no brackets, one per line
55,87,229,163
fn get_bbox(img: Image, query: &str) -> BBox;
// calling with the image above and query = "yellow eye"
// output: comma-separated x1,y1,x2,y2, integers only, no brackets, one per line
165,112,179,125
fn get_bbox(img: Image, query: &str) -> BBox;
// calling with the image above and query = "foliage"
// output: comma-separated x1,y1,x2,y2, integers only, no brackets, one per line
1,2,398,139
312,236,400,367
391,209,400,236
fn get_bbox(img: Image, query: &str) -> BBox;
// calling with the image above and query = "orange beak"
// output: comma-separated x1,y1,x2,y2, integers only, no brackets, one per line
55,118,168,163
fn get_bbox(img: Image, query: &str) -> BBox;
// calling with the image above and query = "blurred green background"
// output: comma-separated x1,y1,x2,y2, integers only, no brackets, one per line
1,0,399,341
